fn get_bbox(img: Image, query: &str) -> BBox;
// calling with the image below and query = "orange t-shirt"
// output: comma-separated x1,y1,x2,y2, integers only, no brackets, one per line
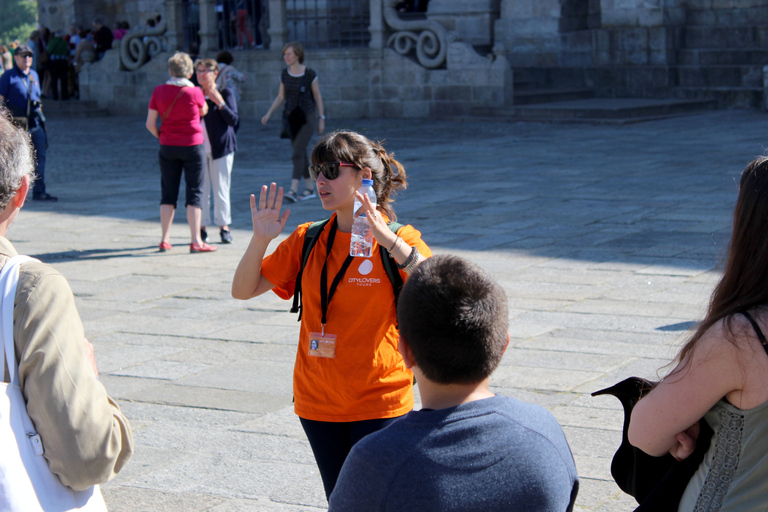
260,213,432,422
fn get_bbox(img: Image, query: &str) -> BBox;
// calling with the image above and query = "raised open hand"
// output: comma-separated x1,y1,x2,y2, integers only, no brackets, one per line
355,190,397,249
251,183,290,241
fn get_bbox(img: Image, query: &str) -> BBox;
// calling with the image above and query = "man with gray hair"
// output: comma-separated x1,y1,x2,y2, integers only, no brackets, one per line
0,110,133,491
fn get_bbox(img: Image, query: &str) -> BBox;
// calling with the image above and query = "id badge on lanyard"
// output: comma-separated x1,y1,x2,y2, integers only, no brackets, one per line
308,330,337,358
307,217,353,359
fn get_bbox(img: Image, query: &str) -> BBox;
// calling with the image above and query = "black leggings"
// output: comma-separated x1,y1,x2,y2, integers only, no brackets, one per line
299,415,404,500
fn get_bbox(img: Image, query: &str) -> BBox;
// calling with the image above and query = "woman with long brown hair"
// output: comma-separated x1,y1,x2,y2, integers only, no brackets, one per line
629,156,768,511
232,130,431,500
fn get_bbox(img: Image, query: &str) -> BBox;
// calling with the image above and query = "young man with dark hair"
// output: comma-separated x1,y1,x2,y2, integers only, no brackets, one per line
328,254,579,511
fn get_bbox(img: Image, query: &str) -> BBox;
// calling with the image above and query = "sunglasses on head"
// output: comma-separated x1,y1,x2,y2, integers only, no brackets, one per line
308,161,356,181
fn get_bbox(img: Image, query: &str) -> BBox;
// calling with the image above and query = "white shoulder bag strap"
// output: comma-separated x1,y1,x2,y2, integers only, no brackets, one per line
0,255,107,512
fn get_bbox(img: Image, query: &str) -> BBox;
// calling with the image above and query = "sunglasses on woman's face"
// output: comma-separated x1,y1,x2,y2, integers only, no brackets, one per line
308,161,356,181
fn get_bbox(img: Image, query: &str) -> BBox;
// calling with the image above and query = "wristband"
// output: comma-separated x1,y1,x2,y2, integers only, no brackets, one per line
388,235,401,255
397,246,419,270
319,115,326,120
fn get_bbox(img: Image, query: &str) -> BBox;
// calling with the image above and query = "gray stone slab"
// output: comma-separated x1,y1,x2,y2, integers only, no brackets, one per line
102,487,227,512
124,384,291,414
174,360,296,395
501,347,631,373
110,360,214,380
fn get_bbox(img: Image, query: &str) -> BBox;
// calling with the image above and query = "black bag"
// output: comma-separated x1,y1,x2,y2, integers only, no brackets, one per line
280,106,306,140
279,116,291,139
592,377,714,512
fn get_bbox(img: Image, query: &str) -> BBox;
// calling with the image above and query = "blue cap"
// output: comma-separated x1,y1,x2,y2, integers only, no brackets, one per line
362,179,373,186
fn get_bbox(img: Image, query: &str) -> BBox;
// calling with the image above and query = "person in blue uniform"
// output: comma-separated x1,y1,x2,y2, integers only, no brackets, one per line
0,44,57,201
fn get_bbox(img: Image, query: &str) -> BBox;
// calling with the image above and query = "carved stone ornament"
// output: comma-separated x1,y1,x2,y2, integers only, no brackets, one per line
383,0,447,68
120,21,168,71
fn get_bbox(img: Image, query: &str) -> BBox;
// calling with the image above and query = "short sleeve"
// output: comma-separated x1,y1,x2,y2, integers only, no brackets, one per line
396,224,432,280
148,87,159,110
260,223,312,300
192,87,205,108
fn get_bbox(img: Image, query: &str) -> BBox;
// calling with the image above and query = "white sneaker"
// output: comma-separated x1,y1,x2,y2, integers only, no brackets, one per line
299,189,316,200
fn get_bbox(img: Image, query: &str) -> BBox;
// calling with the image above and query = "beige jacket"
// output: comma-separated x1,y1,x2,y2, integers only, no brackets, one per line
0,236,133,491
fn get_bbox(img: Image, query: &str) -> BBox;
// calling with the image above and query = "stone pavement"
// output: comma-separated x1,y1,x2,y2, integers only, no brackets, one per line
18,108,768,511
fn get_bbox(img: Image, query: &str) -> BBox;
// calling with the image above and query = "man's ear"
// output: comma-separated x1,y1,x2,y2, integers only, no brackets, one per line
398,335,415,369
13,174,30,210
361,167,372,180
501,332,510,355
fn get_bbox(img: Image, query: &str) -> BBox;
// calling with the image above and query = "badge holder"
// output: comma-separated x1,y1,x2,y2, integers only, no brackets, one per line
309,324,337,358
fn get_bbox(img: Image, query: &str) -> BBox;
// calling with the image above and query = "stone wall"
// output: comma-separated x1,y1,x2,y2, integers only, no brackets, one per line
79,43,511,119
495,0,561,67
426,0,500,48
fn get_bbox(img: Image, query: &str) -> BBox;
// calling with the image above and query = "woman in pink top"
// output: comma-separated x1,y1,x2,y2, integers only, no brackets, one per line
146,52,216,253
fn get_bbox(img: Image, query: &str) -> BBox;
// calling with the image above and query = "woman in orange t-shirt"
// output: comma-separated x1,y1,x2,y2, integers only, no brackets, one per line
232,130,431,499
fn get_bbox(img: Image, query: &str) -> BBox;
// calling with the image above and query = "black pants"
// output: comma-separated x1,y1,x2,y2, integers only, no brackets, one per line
299,416,404,500
49,60,68,100
159,144,205,208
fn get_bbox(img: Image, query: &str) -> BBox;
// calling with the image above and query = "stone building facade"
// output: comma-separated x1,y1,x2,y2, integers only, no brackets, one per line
43,0,768,117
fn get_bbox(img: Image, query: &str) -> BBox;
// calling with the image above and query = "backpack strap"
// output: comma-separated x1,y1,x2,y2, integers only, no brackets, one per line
291,219,331,321
291,220,406,320
379,222,404,307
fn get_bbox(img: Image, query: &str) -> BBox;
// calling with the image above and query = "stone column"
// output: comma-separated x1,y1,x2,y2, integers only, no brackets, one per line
369,0,384,49
165,0,185,51
267,0,288,49
198,0,218,54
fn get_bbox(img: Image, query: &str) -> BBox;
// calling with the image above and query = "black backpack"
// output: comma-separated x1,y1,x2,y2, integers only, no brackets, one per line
290,219,404,321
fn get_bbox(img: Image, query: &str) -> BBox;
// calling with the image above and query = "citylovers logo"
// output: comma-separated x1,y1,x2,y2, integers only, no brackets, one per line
348,259,380,287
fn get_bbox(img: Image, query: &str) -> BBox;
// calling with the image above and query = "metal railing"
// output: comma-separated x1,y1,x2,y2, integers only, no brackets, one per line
181,0,201,52
217,0,268,50
287,0,370,49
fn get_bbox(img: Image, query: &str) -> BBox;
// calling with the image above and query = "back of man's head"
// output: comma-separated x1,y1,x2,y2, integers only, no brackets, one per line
0,111,34,209
397,255,509,385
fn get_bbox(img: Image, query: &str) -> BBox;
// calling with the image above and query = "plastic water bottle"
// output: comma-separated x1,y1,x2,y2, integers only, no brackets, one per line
350,179,376,257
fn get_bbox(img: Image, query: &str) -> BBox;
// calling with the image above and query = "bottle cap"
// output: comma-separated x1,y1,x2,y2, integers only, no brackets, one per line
362,179,373,186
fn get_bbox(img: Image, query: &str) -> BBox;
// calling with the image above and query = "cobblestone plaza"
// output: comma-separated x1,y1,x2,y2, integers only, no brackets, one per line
19,109,766,510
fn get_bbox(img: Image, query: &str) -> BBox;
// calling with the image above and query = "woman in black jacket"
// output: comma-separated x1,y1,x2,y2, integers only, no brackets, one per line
195,58,238,244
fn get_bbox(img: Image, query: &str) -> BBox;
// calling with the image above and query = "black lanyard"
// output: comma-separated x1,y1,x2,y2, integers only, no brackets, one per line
319,217,354,327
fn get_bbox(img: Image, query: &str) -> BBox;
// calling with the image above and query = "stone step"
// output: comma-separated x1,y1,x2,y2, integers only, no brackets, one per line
677,48,768,66
683,26,768,50
675,65,763,89
471,98,717,124
685,7,768,26
514,88,595,105
41,99,109,118
512,67,589,90
671,86,763,109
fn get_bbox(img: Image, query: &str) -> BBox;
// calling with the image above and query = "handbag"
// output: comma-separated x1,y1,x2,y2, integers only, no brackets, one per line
592,377,714,512
0,255,108,512
279,116,291,139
